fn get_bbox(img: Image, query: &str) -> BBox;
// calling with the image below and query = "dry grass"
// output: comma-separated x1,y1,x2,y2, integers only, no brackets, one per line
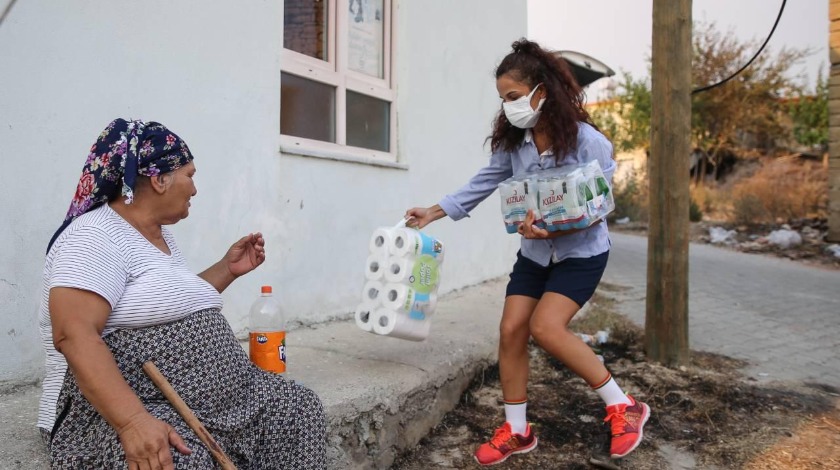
728,158,827,224
623,156,829,225
745,406,840,469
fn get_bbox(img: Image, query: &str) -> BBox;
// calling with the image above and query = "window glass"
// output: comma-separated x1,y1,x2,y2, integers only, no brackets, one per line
281,72,336,143
347,90,389,151
284,0,329,61
347,0,384,78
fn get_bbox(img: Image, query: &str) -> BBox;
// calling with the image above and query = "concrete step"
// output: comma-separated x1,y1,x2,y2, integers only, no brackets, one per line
0,279,505,469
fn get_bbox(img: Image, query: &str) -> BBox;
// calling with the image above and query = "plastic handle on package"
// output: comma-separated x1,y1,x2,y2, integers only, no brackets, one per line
394,217,410,229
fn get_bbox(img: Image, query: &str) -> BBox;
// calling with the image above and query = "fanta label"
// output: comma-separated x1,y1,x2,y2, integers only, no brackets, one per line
249,331,286,374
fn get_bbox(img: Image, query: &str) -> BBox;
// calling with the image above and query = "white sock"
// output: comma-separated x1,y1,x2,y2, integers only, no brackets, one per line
594,376,632,406
504,401,528,435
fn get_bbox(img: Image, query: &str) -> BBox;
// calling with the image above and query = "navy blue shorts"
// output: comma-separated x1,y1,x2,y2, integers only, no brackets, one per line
505,250,609,307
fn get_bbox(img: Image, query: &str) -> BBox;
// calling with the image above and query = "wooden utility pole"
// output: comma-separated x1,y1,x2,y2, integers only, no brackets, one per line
645,0,692,366
829,0,840,243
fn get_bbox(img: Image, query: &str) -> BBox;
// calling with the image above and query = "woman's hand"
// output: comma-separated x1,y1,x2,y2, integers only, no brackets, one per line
517,211,603,239
517,210,552,239
199,233,265,293
118,412,191,470
405,205,446,229
224,232,266,278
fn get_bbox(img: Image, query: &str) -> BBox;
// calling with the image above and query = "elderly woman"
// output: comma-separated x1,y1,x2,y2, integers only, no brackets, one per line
38,119,326,469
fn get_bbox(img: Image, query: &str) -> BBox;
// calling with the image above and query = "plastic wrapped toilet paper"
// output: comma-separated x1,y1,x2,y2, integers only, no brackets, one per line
372,308,431,341
364,253,387,281
384,257,410,283
360,280,384,304
354,303,376,332
369,227,396,256
389,228,445,261
382,283,438,320
358,222,445,341
384,255,441,293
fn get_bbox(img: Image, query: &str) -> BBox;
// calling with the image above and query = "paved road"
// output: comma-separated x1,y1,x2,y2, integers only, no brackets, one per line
602,232,840,388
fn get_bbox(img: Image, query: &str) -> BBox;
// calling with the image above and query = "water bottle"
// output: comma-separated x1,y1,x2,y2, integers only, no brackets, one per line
248,286,286,374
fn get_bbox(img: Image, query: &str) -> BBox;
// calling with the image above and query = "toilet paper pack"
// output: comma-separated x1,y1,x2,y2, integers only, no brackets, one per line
364,253,387,281
354,302,377,332
372,308,431,341
361,280,384,304
390,228,445,261
382,283,438,321
369,227,397,256
357,222,444,341
383,254,440,292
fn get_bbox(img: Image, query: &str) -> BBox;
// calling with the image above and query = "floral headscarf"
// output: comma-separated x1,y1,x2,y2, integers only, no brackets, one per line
47,118,194,252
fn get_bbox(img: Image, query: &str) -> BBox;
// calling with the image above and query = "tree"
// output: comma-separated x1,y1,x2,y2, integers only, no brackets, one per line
691,21,810,181
789,72,828,148
593,21,812,181
590,73,652,153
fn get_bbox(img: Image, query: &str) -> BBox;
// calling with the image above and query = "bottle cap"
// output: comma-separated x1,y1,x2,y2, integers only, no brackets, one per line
261,285,272,294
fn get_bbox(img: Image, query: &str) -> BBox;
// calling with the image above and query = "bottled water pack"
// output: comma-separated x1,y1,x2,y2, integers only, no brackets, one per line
498,160,614,233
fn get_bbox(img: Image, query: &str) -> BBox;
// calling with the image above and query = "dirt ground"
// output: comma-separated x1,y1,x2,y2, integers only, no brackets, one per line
392,295,840,469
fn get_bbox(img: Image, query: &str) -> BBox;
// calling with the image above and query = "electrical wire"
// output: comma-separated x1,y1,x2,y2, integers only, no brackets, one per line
691,0,787,95
0,0,19,29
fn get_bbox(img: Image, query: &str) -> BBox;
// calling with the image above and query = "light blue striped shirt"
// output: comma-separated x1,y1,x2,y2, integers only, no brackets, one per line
439,122,616,267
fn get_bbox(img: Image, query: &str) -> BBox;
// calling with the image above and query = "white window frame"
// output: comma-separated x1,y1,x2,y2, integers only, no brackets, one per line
280,0,401,168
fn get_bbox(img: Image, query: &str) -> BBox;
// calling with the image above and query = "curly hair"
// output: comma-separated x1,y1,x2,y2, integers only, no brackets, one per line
490,38,598,160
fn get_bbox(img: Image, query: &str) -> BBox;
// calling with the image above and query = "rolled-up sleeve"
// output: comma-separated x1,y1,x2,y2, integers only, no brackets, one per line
438,151,513,221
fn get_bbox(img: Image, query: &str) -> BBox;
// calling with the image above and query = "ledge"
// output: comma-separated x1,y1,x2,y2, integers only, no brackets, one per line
279,142,409,171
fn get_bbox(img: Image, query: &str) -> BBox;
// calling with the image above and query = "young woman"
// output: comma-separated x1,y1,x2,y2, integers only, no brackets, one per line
405,39,649,466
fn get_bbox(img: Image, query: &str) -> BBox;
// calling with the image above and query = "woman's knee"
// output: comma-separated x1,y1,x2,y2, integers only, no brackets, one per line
499,318,529,347
529,315,570,345
295,384,326,428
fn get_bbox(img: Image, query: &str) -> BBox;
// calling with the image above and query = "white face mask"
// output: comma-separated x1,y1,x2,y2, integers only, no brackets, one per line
502,84,545,129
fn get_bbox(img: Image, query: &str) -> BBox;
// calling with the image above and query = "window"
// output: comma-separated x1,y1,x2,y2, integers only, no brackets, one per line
281,0,397,164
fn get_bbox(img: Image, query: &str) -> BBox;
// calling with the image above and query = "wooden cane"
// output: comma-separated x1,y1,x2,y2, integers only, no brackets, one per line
142,361,238,470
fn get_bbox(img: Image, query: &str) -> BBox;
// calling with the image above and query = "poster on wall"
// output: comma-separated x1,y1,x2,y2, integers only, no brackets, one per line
348,0,384,78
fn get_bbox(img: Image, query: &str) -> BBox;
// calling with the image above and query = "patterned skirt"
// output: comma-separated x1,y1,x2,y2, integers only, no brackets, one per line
47,308,326,469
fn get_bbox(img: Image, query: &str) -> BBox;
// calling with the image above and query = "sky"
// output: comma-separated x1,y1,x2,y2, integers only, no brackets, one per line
528,0,828,101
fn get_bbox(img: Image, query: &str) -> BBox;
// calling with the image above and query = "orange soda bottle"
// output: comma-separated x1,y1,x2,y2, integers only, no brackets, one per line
248,286,286,374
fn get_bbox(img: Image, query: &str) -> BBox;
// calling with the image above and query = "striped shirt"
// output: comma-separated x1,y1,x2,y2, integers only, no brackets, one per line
37,204,223,430
439,122,616,266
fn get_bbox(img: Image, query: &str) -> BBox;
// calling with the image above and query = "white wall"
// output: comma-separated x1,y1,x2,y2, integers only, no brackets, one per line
0,0,527,384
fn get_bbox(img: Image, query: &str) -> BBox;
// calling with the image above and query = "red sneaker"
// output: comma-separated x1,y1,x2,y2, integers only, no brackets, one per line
604,395,650,459
473,422,538,466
